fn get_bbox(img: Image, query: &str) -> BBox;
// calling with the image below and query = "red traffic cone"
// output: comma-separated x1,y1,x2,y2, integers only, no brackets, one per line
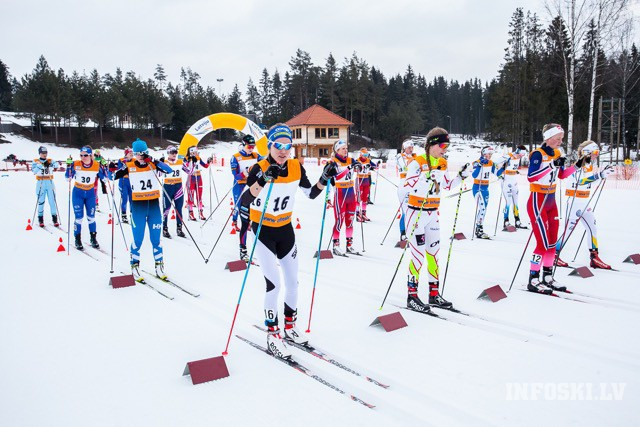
230,227,237,235
26,219,33,231
397,213,401,219
171,210,176,220
230,199,234,206
108,214,112,225
296,218,301,229
56,237,65,252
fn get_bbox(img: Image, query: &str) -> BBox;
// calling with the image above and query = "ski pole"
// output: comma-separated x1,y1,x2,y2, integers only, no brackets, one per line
471,191,480,240
211,165,219,203
152,170,207,262
204,209,234,262
572,179,606,262
67,177,72,256
356,175,365,253
379,182,435,310
440,180,466,297
208,166,212,215
507,191,552,292
373,167,379,203
493,179,504,236
223,180,275,355
102,167,129,251
306,183,331,333
325,182,349,251
200,185,233,228
380,202,402,245
552,168,584,275
376,171,399,188
101,171,116,273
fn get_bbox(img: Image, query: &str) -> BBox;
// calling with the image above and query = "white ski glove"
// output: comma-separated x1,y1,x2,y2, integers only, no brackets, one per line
600,165,615,179
458,163,471,179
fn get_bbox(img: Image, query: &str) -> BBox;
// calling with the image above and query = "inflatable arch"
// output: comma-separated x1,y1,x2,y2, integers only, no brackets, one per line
177,113,267,158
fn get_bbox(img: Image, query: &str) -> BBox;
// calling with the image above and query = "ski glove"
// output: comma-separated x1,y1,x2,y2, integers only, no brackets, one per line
458,163,471,179
320,162,338,185
600,165,615,179
66,157,73,165
43,159,51,167
353,163,363,173
480,157,489,165
257,164,282,186
552,157,566,168
575,156,588,168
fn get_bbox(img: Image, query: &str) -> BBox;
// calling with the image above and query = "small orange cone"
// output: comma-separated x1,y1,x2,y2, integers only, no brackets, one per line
397,213,401,219
26,219,33,231
108,214,112,225
230,227,237,235
296,218,301,229
171,210,176,219
230,198,234,206
56,237,65,252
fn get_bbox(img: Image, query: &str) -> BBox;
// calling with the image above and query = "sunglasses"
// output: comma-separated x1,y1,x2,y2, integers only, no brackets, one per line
245,144,256,149
272,142,292,150
80,154,91,157
361,152,370,157
438,143,450,149
135,151,149,156
168,150,178,154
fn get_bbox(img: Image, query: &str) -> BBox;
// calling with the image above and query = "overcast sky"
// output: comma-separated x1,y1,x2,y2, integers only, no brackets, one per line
2,0,636,96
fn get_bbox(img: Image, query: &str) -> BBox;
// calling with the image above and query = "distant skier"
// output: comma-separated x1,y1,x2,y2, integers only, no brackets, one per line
555,140,615,269
402,128,470,312
161,145,186,239
230,135,261,260
31,146,60,227
116,147,133,223
183,146,211,221
65,146,109,250
396,140,417,241
330,140,361,255
237,123,337,358
526,124,582,294
498,146,528,230
471,146,502,239
355,147,377,222
113,139,173,281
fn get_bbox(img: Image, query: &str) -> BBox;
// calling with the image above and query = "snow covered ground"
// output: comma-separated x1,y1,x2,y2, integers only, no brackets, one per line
1,133,639,426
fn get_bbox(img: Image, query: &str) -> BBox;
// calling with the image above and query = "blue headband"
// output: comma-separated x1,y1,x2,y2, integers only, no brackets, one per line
267,125,292,147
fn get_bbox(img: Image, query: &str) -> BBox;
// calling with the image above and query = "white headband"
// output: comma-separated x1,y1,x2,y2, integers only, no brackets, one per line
543,126,564,141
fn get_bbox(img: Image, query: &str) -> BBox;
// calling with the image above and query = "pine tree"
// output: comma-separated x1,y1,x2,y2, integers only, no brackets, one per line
0,60,12,111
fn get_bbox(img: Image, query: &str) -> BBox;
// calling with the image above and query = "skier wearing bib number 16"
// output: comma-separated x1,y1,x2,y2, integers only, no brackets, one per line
113,139,173,282
555,140,615,269
65,146,109,251
237,123,338,359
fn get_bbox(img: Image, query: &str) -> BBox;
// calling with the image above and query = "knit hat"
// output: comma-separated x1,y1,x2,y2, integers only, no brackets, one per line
132,138,148,154
267,124,293,148
80,146,93,155
334,139,348,152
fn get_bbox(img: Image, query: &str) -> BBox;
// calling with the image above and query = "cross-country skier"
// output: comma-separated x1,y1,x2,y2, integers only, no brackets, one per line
31,146,60,227
555,140,615,269
161,145,186,239
113,139,173,281
356,147,377,222
65,146,109,250
183,146,211,221
116,147,133,223
471,146,501,239
402,127,470,312
330,140,361,255
237,123,337,358
396,140,417,241
498,146,528,230
526,124,582,294
231,135,262,261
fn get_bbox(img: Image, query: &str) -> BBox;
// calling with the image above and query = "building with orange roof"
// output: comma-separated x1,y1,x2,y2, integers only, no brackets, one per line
286,104,353,160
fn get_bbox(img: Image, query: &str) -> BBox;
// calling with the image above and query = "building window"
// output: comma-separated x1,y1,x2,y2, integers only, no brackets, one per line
319,148,329,157
294,128,302,139
315,128,327,138
302,147,307,156
328,127,339,138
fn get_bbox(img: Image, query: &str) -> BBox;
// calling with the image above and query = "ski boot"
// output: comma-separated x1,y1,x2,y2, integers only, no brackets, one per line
346,237,358,254
503,219,512,231
542,267,566,292
590,249,612,270
131,262,144,283
284,312,308,345
555,256,569,268
38,216,44,227
239,245,249,262
362,210,371,222
266,325,291,359
355,210,363,222
52,215,59,227
332,239,345,256
400,231,407,242
188,210,196,221
121,212,129,224
199,209,206,221
428,282,453,309
75,233,84,251
155,261,167,280
89,232,100,249
475,224,490,239
514,216,528,229
527,271,553,294
162,225,171,239
232,220,241,232
407,287,431,312
176,224,186,238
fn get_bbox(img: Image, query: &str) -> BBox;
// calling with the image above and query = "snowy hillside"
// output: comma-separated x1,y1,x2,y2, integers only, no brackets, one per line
1,132,639,426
